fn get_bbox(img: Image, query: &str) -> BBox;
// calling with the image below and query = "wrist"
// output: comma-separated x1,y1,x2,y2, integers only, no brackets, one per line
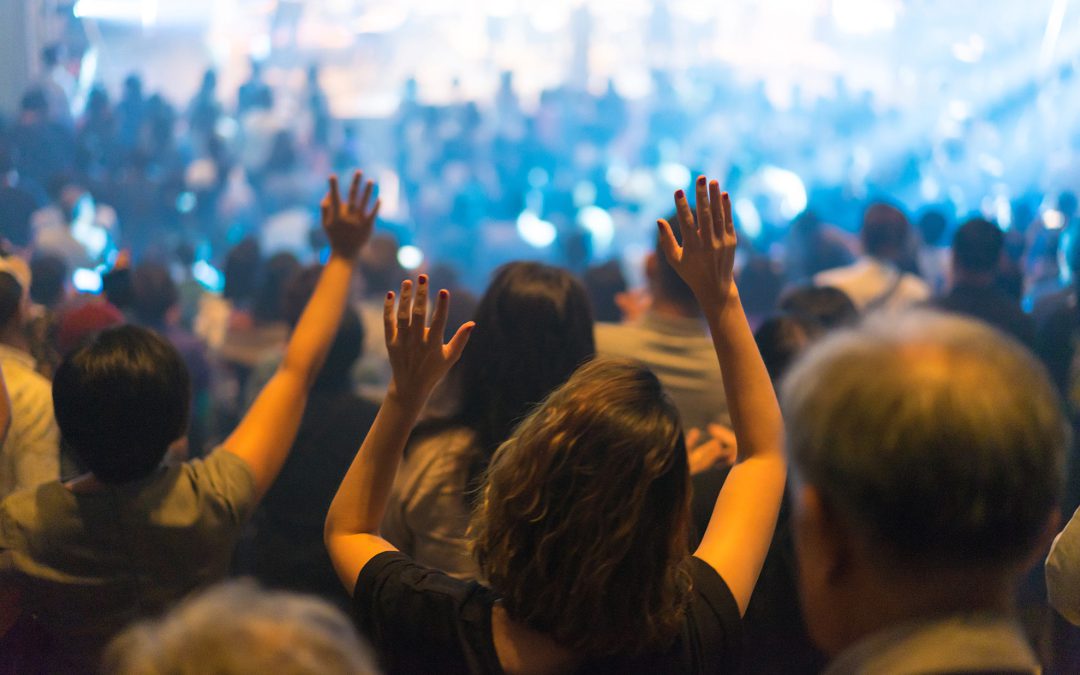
697,286,741,318
384,381,428,418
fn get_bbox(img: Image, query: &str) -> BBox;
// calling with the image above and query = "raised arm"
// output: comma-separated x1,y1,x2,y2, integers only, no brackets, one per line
659,177,787,615
222,171,379,500
325,276,473,591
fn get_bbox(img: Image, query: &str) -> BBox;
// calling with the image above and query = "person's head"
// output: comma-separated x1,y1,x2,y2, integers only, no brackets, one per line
647,216,697,312
754,314,817,384
781,311,1067,655
860,202,911,262
123,73,143,99
282,265,364,392
453,262,595,469
778,285,858,331
472,358,691,657
30,254,67,308
130,262,179,328
952,217,1003,281
53,325,190,483
738,256,785,319
223,238,261,306
582,259,627,323
19,89,49,119
917,210,949,247
253,252,300,324
41,44,62,69
102,580,378,675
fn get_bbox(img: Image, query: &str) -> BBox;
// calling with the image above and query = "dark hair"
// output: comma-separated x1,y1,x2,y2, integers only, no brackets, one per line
253,252,301,324
0,272,23,327
439,262,595,488
782,311,1068,568
472,359,691,656
314,308,364,392
131,262,179,328
223,239,261,305
917,210,949,247
754,314,817,383
861,203,911,259
779,285,858,331
952,218,1003,275
583,260,627,323
654,215,697,309
53,326,191,483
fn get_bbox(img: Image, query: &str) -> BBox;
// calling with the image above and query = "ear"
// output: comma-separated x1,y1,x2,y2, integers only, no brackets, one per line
793,484,852,586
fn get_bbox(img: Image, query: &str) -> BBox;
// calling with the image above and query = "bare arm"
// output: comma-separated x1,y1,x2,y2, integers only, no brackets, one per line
659,177,787,615
325,276,473,591
222,172,379,501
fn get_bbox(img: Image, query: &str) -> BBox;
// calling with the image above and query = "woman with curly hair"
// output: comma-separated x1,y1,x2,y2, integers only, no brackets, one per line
326,178,786,673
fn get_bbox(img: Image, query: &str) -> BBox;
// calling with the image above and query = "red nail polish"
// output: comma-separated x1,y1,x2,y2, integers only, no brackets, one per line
419,275,428,285
697,176,706,185
386,291,393,299
439,289,449,298
675,190,685,199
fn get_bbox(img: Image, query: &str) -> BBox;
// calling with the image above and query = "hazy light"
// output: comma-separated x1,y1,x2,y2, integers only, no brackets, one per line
734,199,763,240
658,162,691,190
193,260,224,292
72,268,103,294
832,0,898,35
578,206,615,257
397,245,424,270
759,166,808,220
1044,209,1066,230
176,191,197,214
517,211,557,248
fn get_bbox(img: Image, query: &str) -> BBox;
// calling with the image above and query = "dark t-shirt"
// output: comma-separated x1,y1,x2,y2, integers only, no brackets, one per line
353,551,743,674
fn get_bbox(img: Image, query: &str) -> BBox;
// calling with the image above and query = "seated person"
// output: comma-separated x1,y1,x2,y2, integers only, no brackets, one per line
103,580,378,675
326,178,787,672
0,172,379,671
784,310,1066,673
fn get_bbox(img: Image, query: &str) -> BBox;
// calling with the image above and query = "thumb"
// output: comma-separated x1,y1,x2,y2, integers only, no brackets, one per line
444,322,476,364
657,219,681,267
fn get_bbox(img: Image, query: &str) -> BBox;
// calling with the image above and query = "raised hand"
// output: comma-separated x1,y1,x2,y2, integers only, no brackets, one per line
657,176,737,313
384,275,474,407
321,170,380,260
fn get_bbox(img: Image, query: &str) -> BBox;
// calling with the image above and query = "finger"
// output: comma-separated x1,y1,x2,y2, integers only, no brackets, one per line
674,189,698,248
347,170,362,211
328,175,341,216
695,176,714,248
657,219,681,266
360,180,375,214
429,288,451,343
383,291,396,345
320,201,329,225
686,427,701,450
444,322,475,364
411,275,429,342
397,279,413,332
708,181,724,243
722,191,736,240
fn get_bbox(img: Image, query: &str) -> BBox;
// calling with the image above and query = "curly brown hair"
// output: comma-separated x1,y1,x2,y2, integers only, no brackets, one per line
470,358,693,657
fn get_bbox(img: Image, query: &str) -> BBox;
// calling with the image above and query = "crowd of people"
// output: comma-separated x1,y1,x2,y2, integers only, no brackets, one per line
3,44,1080,675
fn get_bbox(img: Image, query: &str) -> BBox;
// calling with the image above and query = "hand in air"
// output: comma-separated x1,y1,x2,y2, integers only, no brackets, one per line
321,170,380,260
384,275,474,406
686,424,739,475
658,176,738,312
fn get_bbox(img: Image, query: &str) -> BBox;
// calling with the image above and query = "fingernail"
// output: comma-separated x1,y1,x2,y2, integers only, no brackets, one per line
675,190,685,200
439,289,449,298
418,275,428,285
386,291,393,299
697,176,706,185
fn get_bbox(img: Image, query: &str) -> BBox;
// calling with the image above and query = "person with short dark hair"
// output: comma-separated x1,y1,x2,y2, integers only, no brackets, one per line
327,179,787,672
784,310,1066,672
0,266,60,498
778,285,859,332
931,217,1035,346
815,202,930,311
0,172,380,671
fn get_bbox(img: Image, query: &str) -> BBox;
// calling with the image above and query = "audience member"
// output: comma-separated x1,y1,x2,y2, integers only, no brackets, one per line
932,217,1035,346
381,261,595,579
779,285,859,332
326,179,787,672
582,259,628,323
815,203,930,311
783,310,1066,672
0,268,60,497
0,172,378,670
596,216,730,430
102,580,379,675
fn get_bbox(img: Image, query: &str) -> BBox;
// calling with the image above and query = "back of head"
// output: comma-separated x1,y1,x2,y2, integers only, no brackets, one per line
30,254,67,308
754,314,817,383
53,325,190,483
0,272,23,330
952,217,1003,275
653,217,698,310
779,285,858,331
582,259,627,323
282,265,365,391
253,252,300,324
456,261,595,459
782,310,1067,569
223,238,262,306
131,262,179,328
917,210,949,247
103,580,378,675
472,358,690,657
860,203,911,261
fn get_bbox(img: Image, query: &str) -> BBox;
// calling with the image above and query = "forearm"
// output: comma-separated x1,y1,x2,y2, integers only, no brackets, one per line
326,392,422,539
703,291,784,462
281,253,354,382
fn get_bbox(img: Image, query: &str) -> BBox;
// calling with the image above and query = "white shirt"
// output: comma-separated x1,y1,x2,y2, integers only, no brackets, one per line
0,344,60,498
815,257,931,312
